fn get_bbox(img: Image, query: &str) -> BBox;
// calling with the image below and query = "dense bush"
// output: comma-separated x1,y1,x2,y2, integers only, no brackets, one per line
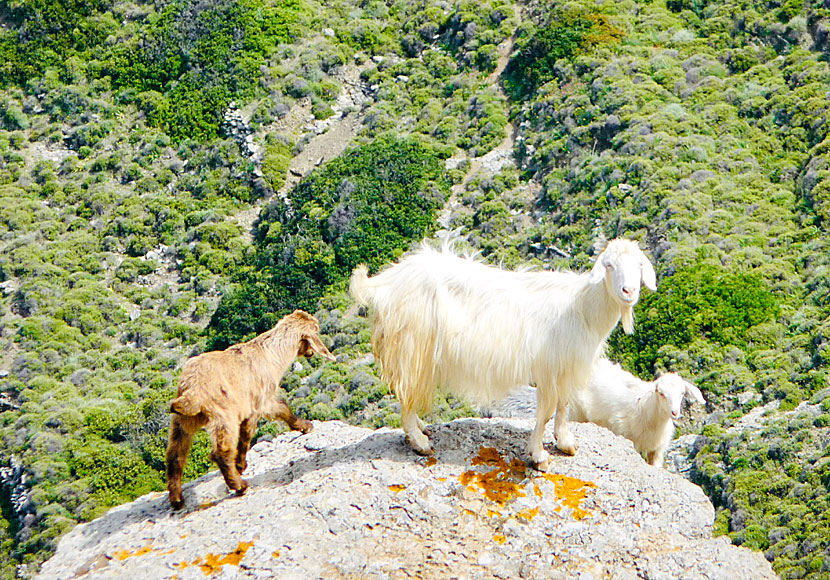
105,0,302,140
610,263,781,376
207,135,450,348
0,0,302,141
503,6,624,98
0,0,114,85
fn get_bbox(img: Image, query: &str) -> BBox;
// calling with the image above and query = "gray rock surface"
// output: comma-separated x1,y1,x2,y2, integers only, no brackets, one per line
36,419,776,580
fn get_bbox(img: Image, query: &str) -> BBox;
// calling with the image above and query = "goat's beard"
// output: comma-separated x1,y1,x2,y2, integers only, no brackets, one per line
621,305,635,334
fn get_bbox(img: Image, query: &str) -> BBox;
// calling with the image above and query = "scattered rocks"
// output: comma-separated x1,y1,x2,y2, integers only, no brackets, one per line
1,455,34,534
222,103,259,158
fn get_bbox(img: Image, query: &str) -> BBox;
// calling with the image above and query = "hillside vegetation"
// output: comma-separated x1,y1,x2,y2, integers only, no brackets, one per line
0,0,829,577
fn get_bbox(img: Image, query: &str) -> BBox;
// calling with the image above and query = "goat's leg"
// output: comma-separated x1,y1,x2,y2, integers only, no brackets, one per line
211,425,248,496
528,387,556,471
647,447,665,467
401,400,432,455
270,400,313,434
166,416,194,510
553,395,577,457
415,415,433,436
235,418,257,474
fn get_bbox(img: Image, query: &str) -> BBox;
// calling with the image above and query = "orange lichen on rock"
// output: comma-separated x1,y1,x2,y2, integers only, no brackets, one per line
388,484,406,493
425,456,437,467
540,473,596,520
176,541,255,576
471,446,503,467
113,545,152,561
272,550,280,559
460,447,528,506
198,541,254,575
515,507,540,522
493,534,506,544
458,447,596,524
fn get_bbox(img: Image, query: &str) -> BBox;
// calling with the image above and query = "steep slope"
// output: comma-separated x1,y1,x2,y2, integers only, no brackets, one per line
0,0,517,574
1,0,830,577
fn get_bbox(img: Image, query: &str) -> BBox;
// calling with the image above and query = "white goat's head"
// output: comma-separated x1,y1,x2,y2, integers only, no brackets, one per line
588,239,657,333
654,373,705,420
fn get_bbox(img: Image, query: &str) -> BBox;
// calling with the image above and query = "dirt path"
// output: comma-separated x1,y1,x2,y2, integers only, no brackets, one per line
235,14,525,239
440,14,526,229
449,31,518,198
234,65,371,238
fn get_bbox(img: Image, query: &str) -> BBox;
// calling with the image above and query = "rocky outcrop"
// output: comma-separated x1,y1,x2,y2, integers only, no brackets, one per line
36,419,775,580
1,455,34,543
222,103,258,159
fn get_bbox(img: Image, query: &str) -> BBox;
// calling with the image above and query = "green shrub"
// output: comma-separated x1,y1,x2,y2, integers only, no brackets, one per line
207,135,449,349
504,7,624,98
262,138,293,192
103,0,302,141
610,262,780,375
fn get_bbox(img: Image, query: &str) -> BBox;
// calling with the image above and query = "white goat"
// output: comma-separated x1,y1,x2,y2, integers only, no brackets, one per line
569,358,705,466
350,238,656,470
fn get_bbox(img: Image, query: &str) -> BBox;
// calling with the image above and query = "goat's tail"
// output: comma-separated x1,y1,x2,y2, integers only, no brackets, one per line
170,393,202,416
349,264,373,306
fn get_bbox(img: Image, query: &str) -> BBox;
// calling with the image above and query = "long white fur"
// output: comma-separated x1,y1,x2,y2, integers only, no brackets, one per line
350,238,657,469
569,358,706,467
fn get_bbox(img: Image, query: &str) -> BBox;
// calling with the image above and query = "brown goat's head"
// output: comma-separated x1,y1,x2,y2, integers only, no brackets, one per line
284,310,337,361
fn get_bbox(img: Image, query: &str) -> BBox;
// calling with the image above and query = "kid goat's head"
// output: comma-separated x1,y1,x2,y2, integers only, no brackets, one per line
654,372,706,420
283,310,337,361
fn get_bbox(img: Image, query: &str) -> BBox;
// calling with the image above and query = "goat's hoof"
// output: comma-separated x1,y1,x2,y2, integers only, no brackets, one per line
405,435,434,456
168,487,184,510
555,441,578,456
529,449,550,472
413,446,435,456
530,458,550,472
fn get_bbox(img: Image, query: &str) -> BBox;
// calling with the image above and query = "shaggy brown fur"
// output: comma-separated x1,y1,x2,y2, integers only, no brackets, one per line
165,310,335,509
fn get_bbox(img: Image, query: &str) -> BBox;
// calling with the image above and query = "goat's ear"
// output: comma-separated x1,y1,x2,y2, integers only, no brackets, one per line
684,381,705,405
589,256,607,285
305,334,337,362
640,256,657,291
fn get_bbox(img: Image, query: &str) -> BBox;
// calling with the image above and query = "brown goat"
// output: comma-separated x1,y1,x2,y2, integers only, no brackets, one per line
165,309,335,510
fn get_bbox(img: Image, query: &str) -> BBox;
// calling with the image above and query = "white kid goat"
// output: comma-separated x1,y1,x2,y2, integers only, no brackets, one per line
569,358,705,467
350,238,657,470
490,359,705,467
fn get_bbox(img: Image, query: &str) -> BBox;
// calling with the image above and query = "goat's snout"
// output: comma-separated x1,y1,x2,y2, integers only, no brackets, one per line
621,285,637,300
